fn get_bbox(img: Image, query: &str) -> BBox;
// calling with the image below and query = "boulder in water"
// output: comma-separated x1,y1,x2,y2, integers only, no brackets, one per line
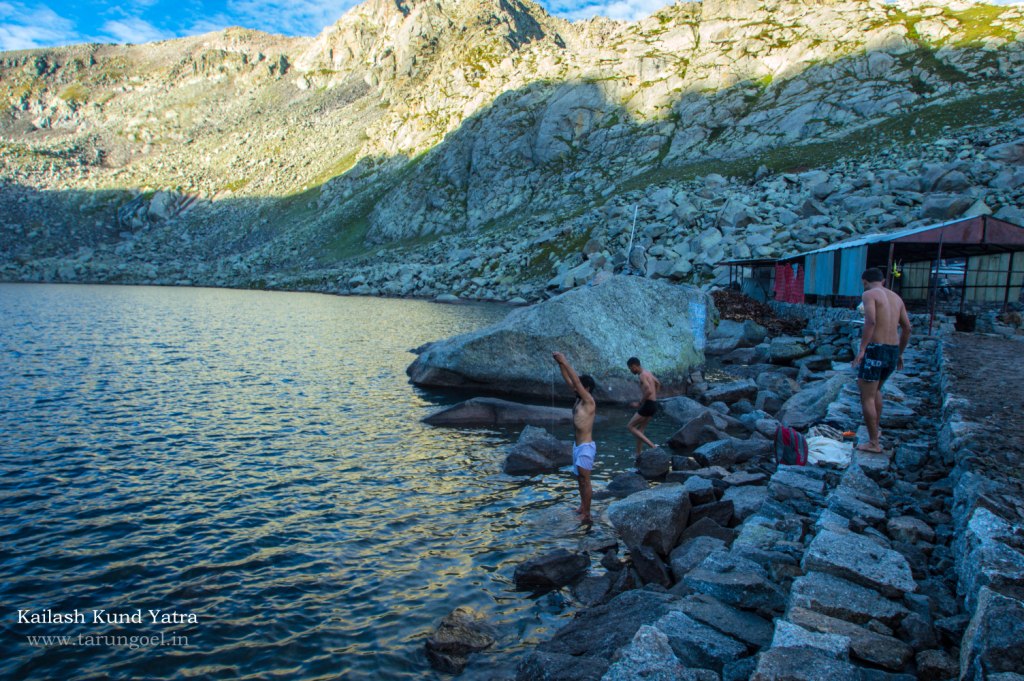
408,276,714,403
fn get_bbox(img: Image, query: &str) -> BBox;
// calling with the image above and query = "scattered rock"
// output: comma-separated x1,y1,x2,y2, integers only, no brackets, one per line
514,549,590,590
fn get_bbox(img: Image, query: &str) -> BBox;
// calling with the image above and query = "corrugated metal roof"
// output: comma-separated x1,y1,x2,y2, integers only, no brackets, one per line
778,217,971,261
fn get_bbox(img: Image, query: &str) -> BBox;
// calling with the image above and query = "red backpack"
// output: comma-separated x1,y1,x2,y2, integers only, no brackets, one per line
774,425,808,466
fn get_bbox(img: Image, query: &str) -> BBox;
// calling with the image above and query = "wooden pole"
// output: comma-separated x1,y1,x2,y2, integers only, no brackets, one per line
885,243,895,288
959,256,970,315
1003,251,1017,313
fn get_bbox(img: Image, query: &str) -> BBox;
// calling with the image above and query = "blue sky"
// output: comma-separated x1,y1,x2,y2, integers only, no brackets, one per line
0,0,672,51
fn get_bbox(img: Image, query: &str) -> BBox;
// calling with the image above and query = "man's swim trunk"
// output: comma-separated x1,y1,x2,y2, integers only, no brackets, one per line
572,441,596,476
636,400,658,418
858,343,899,384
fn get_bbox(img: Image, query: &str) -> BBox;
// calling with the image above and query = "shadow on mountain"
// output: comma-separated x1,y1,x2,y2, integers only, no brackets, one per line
2,35,1023,287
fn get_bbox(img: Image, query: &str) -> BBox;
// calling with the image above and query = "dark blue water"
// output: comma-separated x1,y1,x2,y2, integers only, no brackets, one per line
0,284,678,680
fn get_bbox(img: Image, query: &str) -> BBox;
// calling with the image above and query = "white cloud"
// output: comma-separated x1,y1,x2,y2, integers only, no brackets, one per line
97,16,174,43
223,0,362,36
0,2,81,50
541,0,670,22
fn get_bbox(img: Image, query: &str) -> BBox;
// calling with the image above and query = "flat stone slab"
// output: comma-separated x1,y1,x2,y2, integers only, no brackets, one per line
423,397,572,427
723,485,768,523
772,619,851,659
790,571,911,628
684,551,786,615
802,530,916,597
672,593,774,650
827,487,887,527
752,645,860,680
654,610,748,672
789,607,915,671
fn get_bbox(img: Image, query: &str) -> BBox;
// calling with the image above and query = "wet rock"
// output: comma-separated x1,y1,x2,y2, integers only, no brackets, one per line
789,571,910,628
517,650,610,681
514,549,590,590
752,645,860,680
424,397,571,427
600,625,687,681
606,472,649,498
802,529,916,597
654,610,748,672
683,551,786,616
537,589,676,659
670,536,727,581
572,573,614,607
788,607,914,671
608,484,691,556
425,606,496,673
674,592,774,649
636,446,671,479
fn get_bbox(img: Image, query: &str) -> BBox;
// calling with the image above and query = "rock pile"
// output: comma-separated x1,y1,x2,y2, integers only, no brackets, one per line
509,308,997,680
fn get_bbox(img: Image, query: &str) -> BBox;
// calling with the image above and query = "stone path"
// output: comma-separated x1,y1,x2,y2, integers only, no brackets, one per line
513,329,1018,680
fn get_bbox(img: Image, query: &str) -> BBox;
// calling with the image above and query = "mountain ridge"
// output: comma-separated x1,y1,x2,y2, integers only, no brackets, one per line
1,0,1023,299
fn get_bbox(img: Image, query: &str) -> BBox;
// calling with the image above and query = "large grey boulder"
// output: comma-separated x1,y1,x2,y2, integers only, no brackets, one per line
674,592,774,649
408,276,714,402
788,607,914,671
960,587,1024,679
608,484,691,556
752,646,860,680
802,529,916,597
790,571,910,628
683,551,787,615
776,373,848,429
654,610,748,672
424,397,571,427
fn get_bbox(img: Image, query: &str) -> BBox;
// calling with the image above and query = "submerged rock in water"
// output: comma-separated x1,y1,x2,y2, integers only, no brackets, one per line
407,276,714,403
425,606,496,673
423,397,571,427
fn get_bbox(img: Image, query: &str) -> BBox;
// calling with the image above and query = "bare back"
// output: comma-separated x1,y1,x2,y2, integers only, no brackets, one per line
864,287,906,345
639,370,660,402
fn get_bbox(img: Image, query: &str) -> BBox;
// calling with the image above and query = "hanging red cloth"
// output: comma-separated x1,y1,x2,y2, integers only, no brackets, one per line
775,263,805,304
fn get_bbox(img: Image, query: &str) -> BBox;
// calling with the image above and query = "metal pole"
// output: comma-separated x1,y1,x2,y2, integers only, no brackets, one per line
928,234,945,336
626,205,639,265
885,243,895,288
1002,251,1017,313
959,256,970,315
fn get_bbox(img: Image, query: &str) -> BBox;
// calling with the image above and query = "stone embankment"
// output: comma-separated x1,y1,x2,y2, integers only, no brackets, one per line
502,313,1024,680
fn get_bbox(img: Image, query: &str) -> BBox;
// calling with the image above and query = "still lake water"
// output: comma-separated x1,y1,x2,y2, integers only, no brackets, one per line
0,284,679,681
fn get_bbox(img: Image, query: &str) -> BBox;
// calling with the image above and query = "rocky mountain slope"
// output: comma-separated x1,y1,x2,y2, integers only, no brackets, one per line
1,0,1023,299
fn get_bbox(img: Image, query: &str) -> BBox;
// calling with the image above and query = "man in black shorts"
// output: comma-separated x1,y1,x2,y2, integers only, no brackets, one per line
853,268,912,453
627,357,661,455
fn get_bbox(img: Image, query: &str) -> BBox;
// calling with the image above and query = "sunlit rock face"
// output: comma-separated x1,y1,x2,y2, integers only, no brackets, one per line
407,275,715,402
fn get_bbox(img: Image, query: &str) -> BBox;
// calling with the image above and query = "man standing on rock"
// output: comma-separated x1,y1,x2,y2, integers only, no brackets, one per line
626,357,661,455
853,267,912,453
553,351,596,525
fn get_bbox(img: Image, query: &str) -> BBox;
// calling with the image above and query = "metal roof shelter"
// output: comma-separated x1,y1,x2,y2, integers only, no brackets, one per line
723,215,1024,317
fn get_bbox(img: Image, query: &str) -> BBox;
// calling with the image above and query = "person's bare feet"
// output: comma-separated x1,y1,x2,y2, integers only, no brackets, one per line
856,442,883,453
577,514,593,525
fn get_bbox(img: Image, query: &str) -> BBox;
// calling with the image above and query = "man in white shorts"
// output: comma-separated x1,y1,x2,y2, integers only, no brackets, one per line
553,351,596,524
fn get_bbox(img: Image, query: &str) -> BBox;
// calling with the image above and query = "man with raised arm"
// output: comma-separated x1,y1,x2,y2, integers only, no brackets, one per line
552,351,596,525
852,267,912,453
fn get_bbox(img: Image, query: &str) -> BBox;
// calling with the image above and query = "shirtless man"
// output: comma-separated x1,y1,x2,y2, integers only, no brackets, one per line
626,357,662,455
852,267,912,453
553,351,596,525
